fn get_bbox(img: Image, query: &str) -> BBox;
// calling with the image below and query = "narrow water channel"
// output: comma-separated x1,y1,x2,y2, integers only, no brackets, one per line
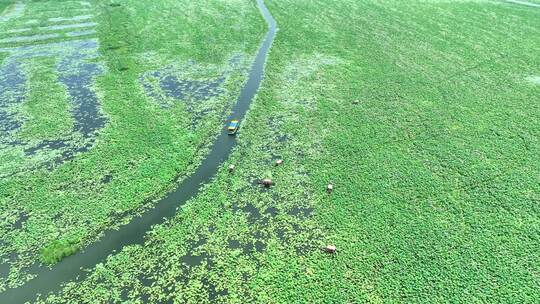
0,0,277,302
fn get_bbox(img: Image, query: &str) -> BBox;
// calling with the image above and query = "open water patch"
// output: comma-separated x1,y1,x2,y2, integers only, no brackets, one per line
140,54,247,127
0,38,106,177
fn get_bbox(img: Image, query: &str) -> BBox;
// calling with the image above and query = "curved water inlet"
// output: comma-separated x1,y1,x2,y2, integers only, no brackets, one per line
0,0,277,302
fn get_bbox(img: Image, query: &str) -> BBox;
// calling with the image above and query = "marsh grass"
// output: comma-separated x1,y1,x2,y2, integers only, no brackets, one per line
39,238,81,265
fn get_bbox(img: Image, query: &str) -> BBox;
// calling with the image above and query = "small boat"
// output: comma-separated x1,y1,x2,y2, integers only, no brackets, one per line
227,120,239,135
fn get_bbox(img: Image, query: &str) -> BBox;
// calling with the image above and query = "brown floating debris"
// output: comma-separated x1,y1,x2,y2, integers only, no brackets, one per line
275,159,284,166
260,179,274,187
326,183,334,193
228,164,235,172
324,245,337,254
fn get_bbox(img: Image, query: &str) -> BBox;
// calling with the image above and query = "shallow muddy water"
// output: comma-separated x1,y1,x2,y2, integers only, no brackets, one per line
0,0,277,302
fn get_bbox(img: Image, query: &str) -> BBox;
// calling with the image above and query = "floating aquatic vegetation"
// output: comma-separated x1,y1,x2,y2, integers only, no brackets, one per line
0,2,25,22
0,33,59,44
279,53,344,109
65,29,97,37
140,55,246,125
4,0,540,302
6,28,31,34
31,84,325,301
283,53,343,84
48,15,93,23
0,0,263,294
38,22,97,31
0,38,106,177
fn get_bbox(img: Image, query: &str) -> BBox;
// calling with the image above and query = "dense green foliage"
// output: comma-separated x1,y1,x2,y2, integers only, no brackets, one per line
0,2,10,14
0,0,263,290
19,56,73,141
0,0,539,302
39,238,80,265
31,0,540,303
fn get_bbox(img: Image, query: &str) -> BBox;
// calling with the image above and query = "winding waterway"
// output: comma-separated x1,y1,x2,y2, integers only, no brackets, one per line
0,0,277,302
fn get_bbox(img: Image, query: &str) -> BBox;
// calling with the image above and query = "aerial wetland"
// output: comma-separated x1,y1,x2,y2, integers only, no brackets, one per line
0,0,539,303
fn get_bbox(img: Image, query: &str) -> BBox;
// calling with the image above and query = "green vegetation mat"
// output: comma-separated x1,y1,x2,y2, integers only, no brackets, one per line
19,56,73,142
30,0,540,303
1,0,539,302
0,0,264,290
0,2,10,14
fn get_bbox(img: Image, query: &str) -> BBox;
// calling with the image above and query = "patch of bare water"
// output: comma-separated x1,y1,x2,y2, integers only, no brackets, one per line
288,206,314,218
140,57,246,126
141,54,246,108
0,0,276,301
140,62,227,110
159,75,225,101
